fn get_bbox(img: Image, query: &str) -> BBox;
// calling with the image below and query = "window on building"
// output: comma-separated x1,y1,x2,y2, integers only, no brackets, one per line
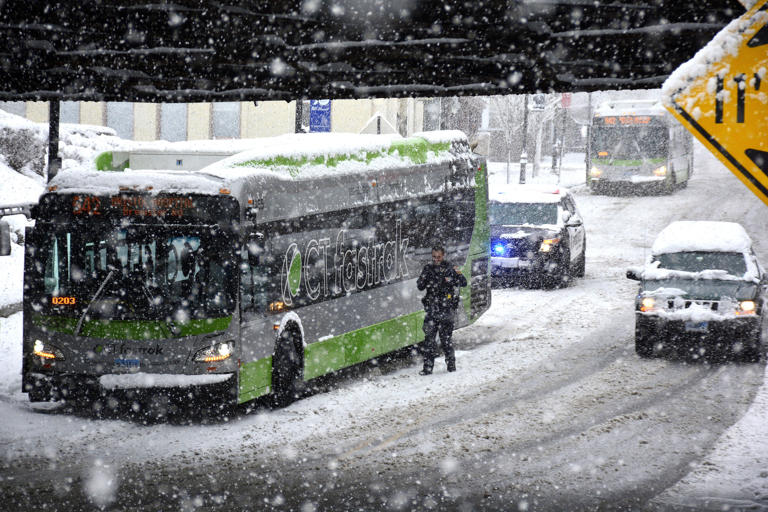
106,102,133,140
160,103,188,142
212,102,240,139
61,102,80,124
0,102,25,117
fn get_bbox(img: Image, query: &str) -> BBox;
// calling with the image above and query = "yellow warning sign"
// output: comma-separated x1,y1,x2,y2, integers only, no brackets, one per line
664,0,768,206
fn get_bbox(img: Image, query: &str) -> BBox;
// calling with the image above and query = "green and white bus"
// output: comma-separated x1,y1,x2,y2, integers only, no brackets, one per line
16,131,491,411
587,99,694,194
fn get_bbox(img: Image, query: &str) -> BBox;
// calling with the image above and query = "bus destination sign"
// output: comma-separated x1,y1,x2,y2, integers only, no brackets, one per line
72,195,196,218
600,116,652,126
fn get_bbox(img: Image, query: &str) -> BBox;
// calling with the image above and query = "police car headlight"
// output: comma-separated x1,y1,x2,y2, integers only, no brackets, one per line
590,166,602,177
33,339,65,360
193,341,234,362
539,238,560,253
653,165,667,177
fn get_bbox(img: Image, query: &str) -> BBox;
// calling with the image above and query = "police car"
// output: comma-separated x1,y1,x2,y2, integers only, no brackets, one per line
489,184,586,288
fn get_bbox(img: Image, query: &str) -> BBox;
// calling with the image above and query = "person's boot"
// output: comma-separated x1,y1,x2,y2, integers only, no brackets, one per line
447,360,456,372
419,364,433,376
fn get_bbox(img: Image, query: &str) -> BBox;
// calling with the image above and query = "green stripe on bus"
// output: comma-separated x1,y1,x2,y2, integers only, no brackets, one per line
237,310,427,402
233,138,451,176
461,163,490,320
238,356,272,403
591,158,665,166
31,314,232,339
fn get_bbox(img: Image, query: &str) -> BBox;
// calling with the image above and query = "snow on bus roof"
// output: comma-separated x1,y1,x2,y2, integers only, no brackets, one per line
488,184,568,204
202,131,466,181
593,99,666,117
48,131,470,197
651,221,753,255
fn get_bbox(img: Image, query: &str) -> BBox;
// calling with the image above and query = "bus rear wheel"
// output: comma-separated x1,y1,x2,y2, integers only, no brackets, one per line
272,328,304,407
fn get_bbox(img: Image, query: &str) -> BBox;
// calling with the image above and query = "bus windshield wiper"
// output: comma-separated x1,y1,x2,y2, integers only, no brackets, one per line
73,270,114,337
139,282,181,337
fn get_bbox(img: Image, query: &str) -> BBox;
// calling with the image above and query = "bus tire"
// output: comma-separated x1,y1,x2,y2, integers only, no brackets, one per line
272,327,304,407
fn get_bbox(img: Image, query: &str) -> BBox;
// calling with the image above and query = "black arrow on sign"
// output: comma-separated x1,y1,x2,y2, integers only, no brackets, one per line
747,4,768,47
746,149,768,175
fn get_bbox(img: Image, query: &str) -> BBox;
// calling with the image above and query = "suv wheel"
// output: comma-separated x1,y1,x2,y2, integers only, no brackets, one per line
573,244,586,278
635,327,655,358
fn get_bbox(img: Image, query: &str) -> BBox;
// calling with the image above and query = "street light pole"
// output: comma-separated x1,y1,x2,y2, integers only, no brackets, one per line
47,100,61,182
520,94,528,184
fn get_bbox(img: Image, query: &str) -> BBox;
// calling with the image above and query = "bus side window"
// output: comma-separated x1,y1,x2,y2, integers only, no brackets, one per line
240,246,255,313
241,234,268,315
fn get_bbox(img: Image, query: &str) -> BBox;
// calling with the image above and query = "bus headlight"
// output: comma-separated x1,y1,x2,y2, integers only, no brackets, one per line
653,165,667,177
539,238,560,253
193,341,234,363
33,339,65,360
590,166,602,178
736,300,757,315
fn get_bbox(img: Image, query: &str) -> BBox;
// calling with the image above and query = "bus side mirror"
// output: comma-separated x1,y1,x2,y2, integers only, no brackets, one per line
0,221,11,256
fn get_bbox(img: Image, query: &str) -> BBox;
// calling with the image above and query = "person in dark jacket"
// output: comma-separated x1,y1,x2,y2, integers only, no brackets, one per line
417,245,467,375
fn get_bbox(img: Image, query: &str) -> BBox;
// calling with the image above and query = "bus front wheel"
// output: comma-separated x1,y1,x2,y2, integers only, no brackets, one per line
272,327,304,407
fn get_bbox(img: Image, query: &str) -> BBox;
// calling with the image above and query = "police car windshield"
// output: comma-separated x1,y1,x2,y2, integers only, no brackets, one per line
488,202,558,226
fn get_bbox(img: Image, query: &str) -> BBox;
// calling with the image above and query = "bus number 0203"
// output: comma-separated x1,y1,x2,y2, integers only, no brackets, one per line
51,296,76,305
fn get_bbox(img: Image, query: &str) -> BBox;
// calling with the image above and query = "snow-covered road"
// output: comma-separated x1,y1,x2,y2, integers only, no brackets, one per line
1,143,767,511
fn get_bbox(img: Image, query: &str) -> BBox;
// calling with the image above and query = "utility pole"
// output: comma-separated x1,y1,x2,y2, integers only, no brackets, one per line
47,100,61,182
520,94,528,184
295,100,303,133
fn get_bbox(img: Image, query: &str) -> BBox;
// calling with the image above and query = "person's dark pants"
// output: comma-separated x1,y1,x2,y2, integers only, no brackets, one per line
422,315,455,372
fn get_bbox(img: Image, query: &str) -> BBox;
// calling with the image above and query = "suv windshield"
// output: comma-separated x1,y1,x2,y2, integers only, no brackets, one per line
488,202,558,226
26,223,236,323
653,251,747,276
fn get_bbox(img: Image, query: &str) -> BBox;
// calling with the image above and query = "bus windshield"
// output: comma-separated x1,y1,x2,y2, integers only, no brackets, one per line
26,223,236,324
591,125,668,160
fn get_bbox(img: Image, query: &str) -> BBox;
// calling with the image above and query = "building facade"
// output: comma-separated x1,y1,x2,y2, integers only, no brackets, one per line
0,98,430,141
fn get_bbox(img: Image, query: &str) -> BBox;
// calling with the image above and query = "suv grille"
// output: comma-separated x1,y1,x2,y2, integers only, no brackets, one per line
665,299,719,311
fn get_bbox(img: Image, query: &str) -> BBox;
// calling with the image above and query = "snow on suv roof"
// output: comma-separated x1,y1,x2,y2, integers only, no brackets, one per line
489,184,568,204
651,221,753,255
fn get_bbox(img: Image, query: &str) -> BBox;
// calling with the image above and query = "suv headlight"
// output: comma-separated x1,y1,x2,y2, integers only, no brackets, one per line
640,297,656,312
33,339,65,360
736,300,757,315
193,341,234,362
539,238,560,253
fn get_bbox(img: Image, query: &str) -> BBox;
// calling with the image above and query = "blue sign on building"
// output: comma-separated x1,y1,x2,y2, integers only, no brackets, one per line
309,99,331,132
